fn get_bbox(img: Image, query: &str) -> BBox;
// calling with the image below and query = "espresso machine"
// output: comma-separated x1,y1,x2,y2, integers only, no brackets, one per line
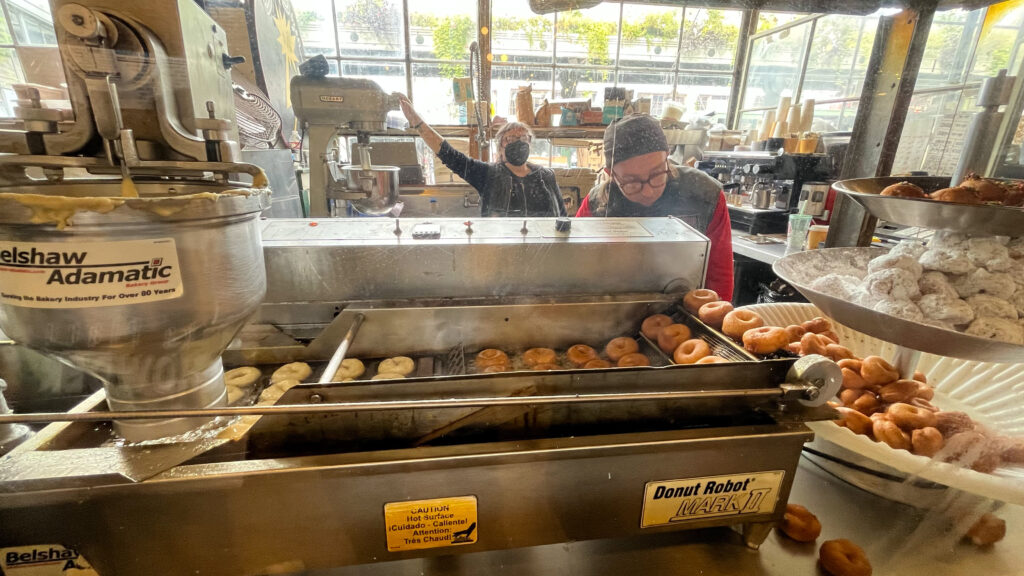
291,74,402,217
0,0,271,441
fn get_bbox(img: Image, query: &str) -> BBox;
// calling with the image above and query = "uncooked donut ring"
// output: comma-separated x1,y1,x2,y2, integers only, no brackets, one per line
742,326,789,355
225,367,261,389
379,356,416,376
887,402,937,430
617,352,650,367
584,358,613,369
333,358,365,380
861,356,899,386
801,316,833,334
476,349,510,369
372,372,406,380
698,301,733,329
523,348,558,367
533,363,562,371
657,324,692,354
641,314,674,340
673,339,711,364
567,344,598,367
683,289,719,314
271,362,312,384
482,364,509,373
605,338,640,362
911,427,944,456
696,356,728,364
779,503,822,542
721,309,764,340
819,539,872,576
227,386,246,405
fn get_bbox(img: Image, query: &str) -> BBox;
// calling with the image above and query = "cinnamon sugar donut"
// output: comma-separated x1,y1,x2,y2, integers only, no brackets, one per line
779,503,822,542
523,347,557,367
698,301,733,329
583,358,613,369
657,324,692,354
476,348,510,369
860,356,899,386
683,289,719,314
888,402,937,430
801,317,833,334
617,352,650,367
935,411,976,437
784,324,807,343
641,314,674,340
819,539,872,576
835,406,873,436
742,326,789,355
873,418,911,450
911,426,944,456
696,355,728,364
567,344,598,367
673,339,711,364
721,309,764,340
605,338,640,362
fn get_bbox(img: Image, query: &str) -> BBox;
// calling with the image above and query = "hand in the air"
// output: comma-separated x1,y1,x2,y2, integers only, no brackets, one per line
396,94,421,126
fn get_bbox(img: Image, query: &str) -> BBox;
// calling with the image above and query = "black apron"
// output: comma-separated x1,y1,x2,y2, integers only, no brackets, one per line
479,163,561,218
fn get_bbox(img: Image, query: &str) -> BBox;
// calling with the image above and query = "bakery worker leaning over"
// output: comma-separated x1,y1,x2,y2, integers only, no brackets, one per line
577,114,734,301
398,95,566,218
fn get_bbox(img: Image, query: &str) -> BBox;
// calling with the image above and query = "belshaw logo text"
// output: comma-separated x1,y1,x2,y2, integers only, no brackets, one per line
0,245,174,286
6,546,79,566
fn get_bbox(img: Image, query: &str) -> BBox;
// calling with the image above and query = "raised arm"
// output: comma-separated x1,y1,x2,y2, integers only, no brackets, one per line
398,94,444,154
397,93,490,192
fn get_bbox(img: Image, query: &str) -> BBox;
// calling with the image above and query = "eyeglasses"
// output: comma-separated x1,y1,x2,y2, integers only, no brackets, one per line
613,163,670,196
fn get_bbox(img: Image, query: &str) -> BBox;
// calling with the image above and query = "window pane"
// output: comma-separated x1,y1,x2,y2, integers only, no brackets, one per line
803,14,878,101
294,0,338,59
917,9,981,89
412,62,472,124
757,12,809,33
492,0,554,63
555,4,621,67
970,7,1024,80
617,68,673,116
335,0,405,58
339,60,406,93
491,65,553,119
619,5,681,70
741,21,811,110
807,99,859,132
554,68,613,105
680,8,743,72
675,73,732,120
409,0,478,61
0,48,26,117
892,88,975,175
8,0,56,45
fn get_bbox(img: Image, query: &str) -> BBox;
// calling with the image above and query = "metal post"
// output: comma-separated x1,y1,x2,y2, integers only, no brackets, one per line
478,0,492,163
727,9,756,129
826,7,935,248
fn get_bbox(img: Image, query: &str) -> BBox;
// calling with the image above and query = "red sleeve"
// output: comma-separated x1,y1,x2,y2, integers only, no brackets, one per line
575,194,593,217
704,193,734,302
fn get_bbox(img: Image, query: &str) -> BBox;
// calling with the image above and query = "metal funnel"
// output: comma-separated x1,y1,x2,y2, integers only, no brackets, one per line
0,180,270,441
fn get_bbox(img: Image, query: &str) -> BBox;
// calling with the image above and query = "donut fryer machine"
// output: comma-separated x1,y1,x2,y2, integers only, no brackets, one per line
0,217,842,575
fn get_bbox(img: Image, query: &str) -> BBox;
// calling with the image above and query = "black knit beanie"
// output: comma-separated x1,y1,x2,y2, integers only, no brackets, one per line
603,114,669,168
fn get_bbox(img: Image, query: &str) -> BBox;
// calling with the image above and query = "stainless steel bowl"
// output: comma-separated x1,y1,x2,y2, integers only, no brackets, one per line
0,180,270,440
337,165,400,215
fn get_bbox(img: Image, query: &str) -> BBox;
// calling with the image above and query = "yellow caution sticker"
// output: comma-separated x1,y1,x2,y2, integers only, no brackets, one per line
384,496,478,552
641,470,785,528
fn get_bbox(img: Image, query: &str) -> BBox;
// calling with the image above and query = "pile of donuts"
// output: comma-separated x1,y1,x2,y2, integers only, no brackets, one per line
222,356,419,406
880,174,1024,207
474,337,650,373
810,233,1024,345
681,287,804,357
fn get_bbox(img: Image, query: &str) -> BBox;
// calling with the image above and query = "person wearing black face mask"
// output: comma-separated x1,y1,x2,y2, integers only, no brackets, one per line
398,94,566,218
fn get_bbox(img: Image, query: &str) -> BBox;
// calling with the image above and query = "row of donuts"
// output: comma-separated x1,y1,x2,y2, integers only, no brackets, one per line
681,288,799,357
222,356,418,406
474,338,652,373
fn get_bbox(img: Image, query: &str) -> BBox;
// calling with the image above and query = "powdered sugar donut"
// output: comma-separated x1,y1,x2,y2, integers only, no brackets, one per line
1007,260,1024,285
811,273,863,299
918,271,960,299
966,317,1024,344
1007,237,1024,259
928,231,969,250
863,268,921,301
890,240,926,260
966,294,1017,319
873,298,924,322
920,249,974,275
966,237,1013,271
953,268,1017,300
868,252,923,278
918,293,975,325
1012,292,1024,317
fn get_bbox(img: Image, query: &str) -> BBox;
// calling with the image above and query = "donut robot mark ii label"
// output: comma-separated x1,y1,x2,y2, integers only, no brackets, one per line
0,239,182,309
384,496,478,552
640,471,785,528
1,544,98,575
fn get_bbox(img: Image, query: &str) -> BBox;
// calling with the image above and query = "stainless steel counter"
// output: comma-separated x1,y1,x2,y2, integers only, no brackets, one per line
300,456,1022,576
732,233,789,265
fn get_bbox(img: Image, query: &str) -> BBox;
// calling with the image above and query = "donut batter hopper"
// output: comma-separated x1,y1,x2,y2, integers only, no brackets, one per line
0,0,270,440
